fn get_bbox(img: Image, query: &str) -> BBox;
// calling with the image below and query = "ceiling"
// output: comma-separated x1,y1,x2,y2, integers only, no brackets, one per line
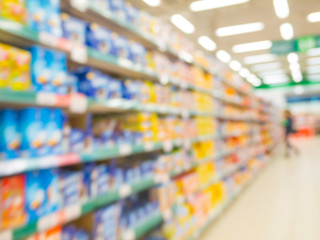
129,0,320,88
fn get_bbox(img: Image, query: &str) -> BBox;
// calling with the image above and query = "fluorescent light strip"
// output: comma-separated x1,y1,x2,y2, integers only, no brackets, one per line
263,75,289,84
280,23,294,40
246,74,261,86
258,69,285,77
308,73,320,81
239,68,250,78
232,40,272,53
252,62,282,72
216,22,264,37
190,0,249,12
307,12,320,23
170,14,195,34
287,52,298,63
307,48,320,56
243,54,277,64
198,36,217,51
273,0,289,19
143,0,161,7
229,60,242,71
307,57,320,65
216,50,231,63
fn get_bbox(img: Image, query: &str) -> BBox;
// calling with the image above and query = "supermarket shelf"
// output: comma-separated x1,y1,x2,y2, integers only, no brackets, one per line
222,79,252,96
0,134,219,177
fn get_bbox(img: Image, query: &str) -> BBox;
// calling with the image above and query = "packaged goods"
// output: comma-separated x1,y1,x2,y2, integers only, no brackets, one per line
0,0,28,24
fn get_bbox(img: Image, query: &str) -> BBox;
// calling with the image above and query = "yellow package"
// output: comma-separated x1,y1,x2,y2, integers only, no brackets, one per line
0,0,28,24
0,43,12,88
10,47,31,90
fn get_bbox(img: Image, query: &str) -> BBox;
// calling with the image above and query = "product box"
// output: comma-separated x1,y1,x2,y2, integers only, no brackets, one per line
107,77,123,99
44,109,64,155
0,0,28,24
128,41,146,66
122,79,141,101
26,226,62,240
124,2,139,26
108,0,127,21
75,67,108,99
65,73,79,94
47,49,67,94
29,46,52,92
93,204,121,240
44,0,62,37
59,170,84,207
61,13,86,45
113,34,130,59
10,47,31,91
0,174,26,230
27,0,46,32
0,109,21,160
0,43,12,88
68,129,85,153
25,169,61,223
19,108,48,158
84,163,110,197
86,23,115,56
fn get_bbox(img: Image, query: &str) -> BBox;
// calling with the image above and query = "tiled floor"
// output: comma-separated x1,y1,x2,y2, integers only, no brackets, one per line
200,138,320,240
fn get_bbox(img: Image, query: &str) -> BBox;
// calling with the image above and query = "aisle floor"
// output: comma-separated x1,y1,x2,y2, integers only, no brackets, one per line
200,137,320,240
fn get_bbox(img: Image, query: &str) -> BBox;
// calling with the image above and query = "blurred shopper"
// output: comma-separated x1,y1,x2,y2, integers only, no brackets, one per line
283,110,299,157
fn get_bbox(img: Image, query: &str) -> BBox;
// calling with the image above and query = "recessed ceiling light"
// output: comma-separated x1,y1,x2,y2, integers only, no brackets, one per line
190,0,250,12
239,68,250,78
216,22,264,37
243,54,277,64
252,62,282,72
273,0,289,19
307,57,320,65
307,48,320,56
280,23,294,40
308,73,320,81
287,52,299,63
229,60,242,71
198,36,217,51
263,74,289,84
246,74,261,86
216,50,231,63
170,14,195,34
143,0,161,7
307,12,320,23
232,40,272,53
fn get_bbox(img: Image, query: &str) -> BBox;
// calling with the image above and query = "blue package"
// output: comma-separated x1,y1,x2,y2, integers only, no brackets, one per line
61,13,86,45
84,163,109,197
128,41,146,66
29,46,52,92
43,109,64,155
91,0,111,11
69,129,85,153
26,169,61,223
65,73,79,94
86,23,115,56
47,50,67,94
0,109,21,160
44,0,62,37
59,171,83,207
75,230,90,240
107,77,123,99
113,35,130,59
62,226,76,240
27,0,46,32
123,79,141,101
94,204,120,240
124,2,139,26
75,68,108,99
109,0,127,21
19,108,48,158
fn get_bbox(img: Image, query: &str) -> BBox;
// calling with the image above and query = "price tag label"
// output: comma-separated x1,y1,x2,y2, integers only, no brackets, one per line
118,58,133,68
64,204,81,222
160,75,169,85
0,231,12,240
71,45,87,64
157,42,167,52
122,229,135,240
39,156,58,169
145,104,155,112
180,81,188,89
39,32,58,48
144,142,154,151
36,92,57,106
119,144,132,156
119,185,132,198
38,212,60,231
162,209,173,221
163,140,173,152
181,109,190,119
70,0,87,12
70,94,88,113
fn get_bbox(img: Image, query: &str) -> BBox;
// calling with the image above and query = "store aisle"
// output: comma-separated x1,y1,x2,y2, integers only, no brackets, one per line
200,138,320,240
